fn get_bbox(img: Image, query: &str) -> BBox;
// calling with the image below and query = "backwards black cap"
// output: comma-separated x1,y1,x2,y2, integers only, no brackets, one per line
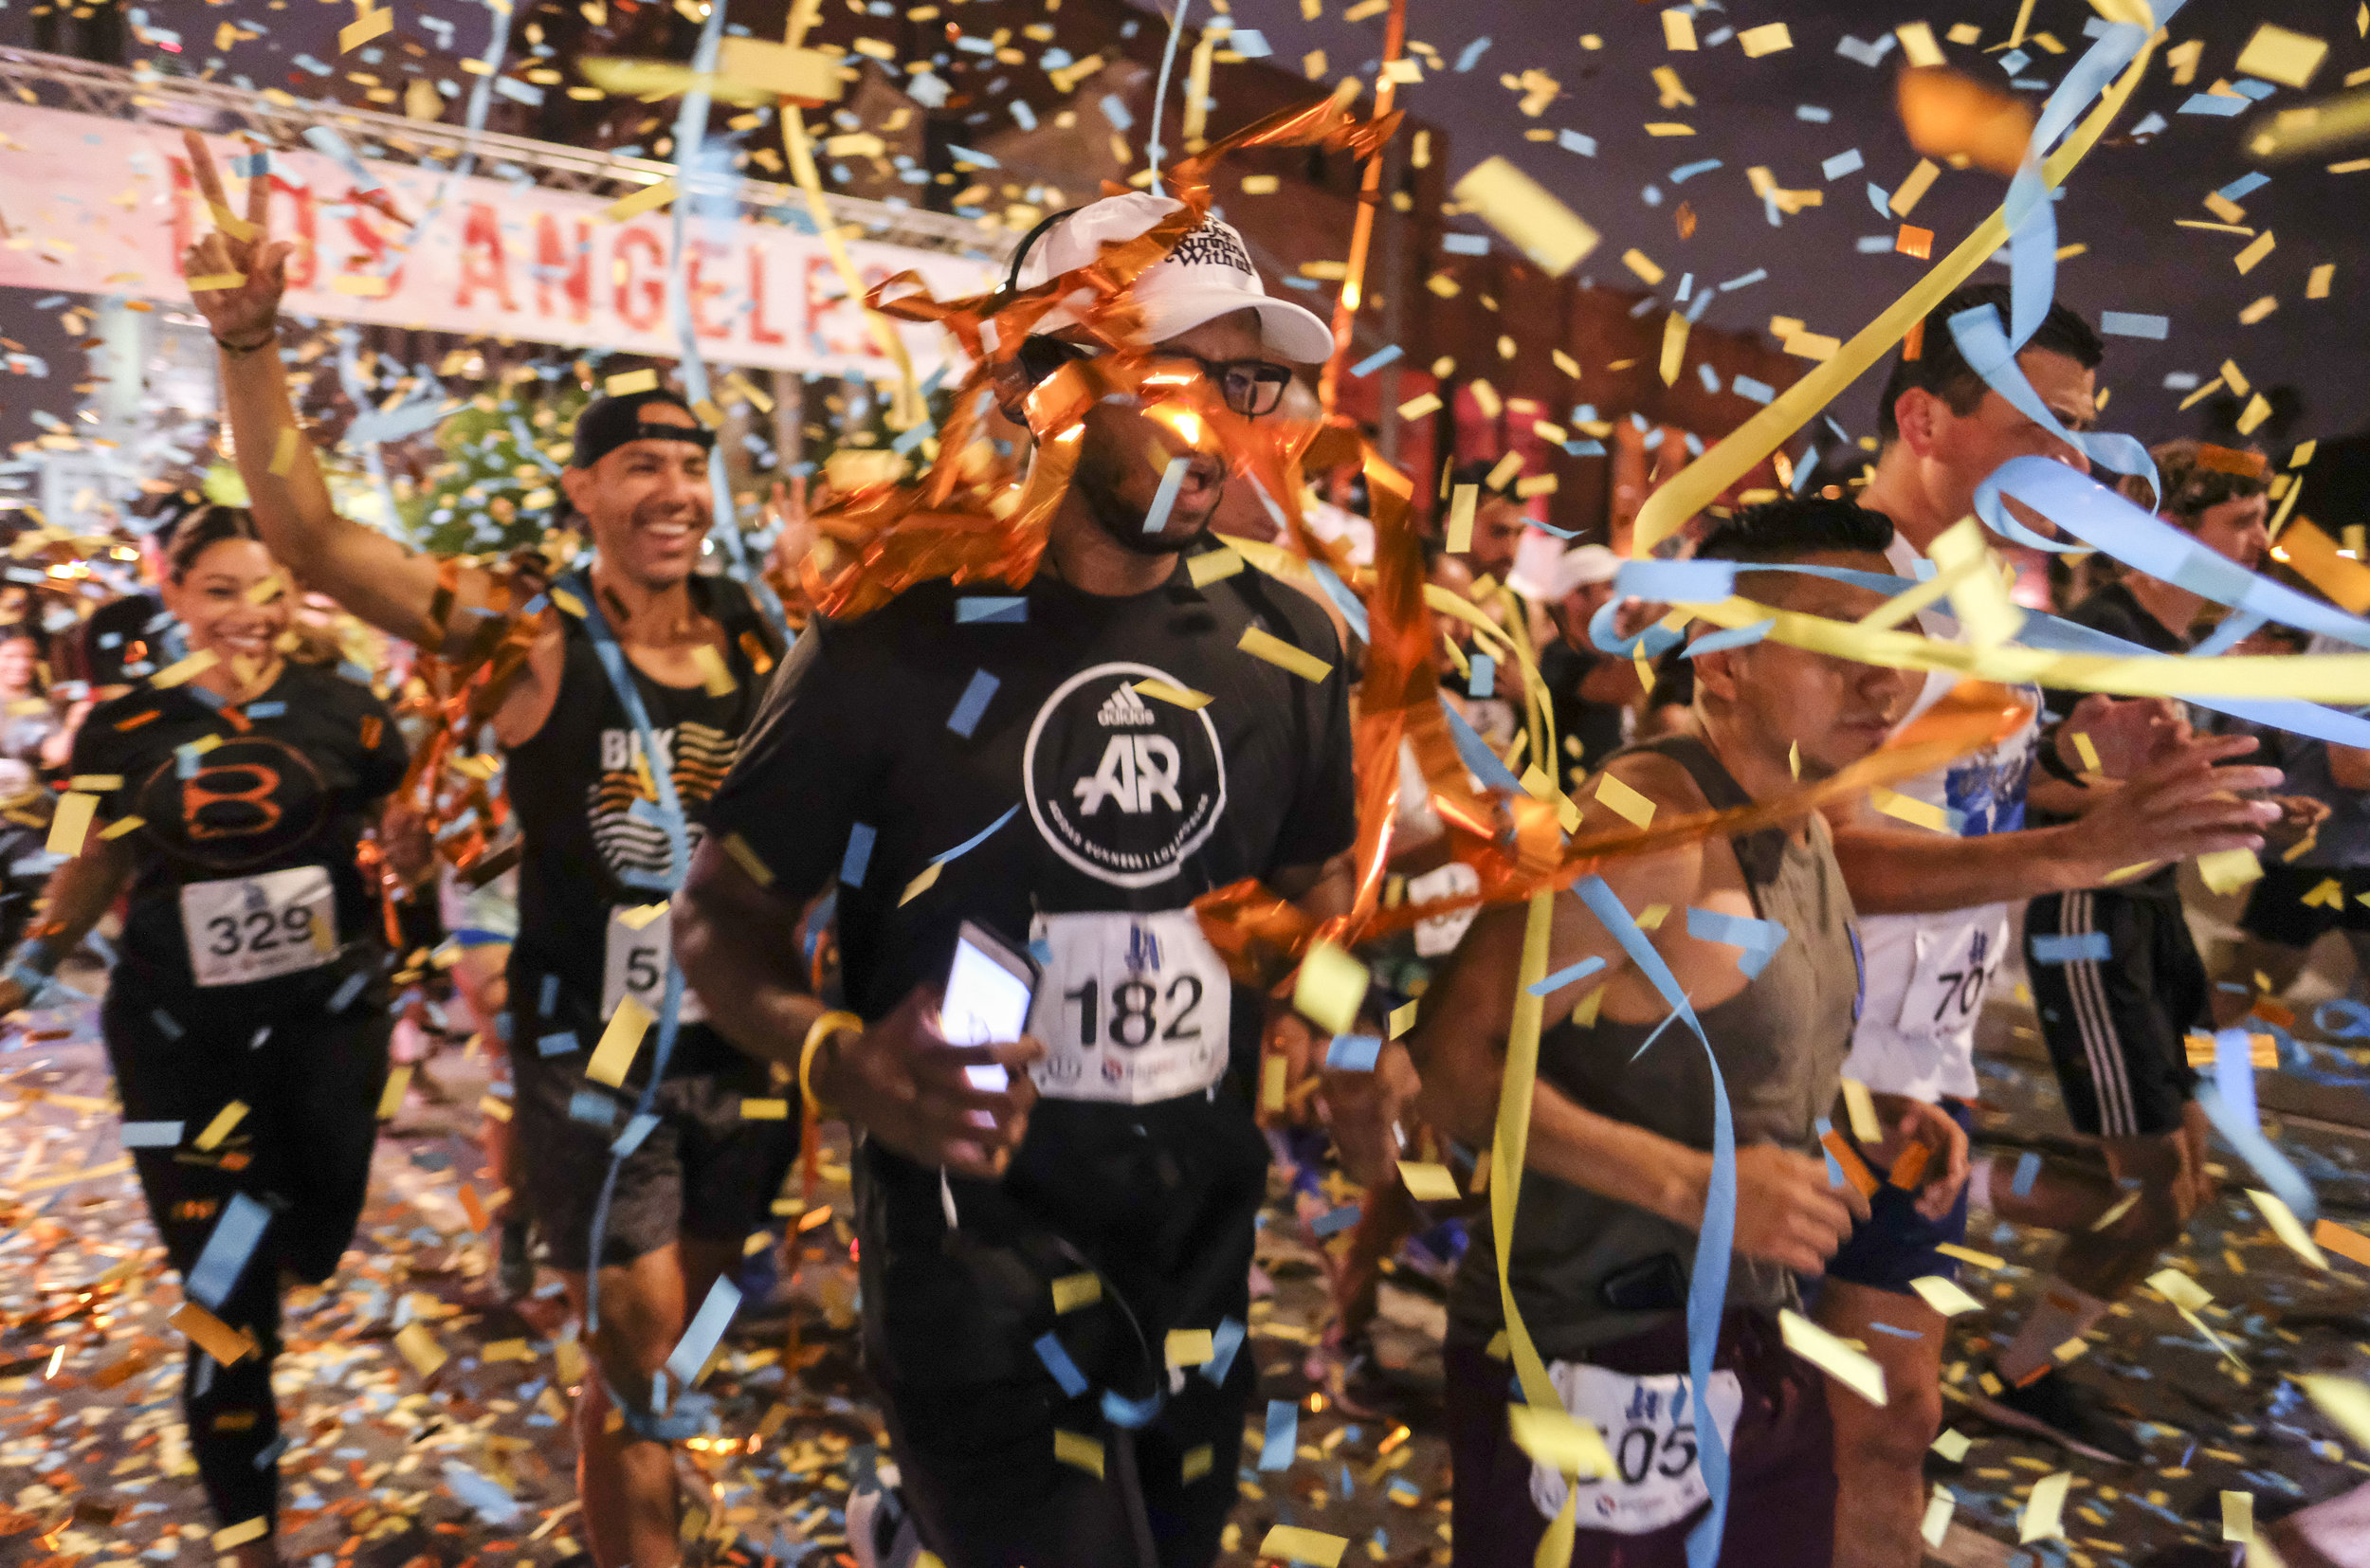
568,387,717,470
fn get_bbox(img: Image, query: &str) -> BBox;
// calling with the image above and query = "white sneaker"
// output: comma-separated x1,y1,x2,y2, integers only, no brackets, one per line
846,1481,922,1568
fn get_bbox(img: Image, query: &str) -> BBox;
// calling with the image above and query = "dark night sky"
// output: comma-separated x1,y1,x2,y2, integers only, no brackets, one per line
2,0,2363,466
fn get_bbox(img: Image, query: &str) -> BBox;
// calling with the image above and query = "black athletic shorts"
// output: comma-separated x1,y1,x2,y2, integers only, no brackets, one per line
507,1030,799,1271
2024,889,2204,1139
2239,866,2370,949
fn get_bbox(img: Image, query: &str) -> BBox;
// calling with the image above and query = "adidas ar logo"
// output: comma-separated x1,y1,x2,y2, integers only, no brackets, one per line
1097,684,1158,727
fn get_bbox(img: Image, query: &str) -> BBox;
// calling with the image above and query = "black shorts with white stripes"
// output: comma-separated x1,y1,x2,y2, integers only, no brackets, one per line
2024,889,2205,1140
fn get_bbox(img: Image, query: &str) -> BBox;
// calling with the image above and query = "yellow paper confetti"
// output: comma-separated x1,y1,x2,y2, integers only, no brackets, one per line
1840,1077,1884,1143
1134,678,1212,710
184,272,247,293
2019,1471,2070,1542
1388,999,1419,1038
2198,848,2266,895
339,8,393,51
603,180,680,225
1188,547,1245,587
2234,23,2329,89
1449,157,1601,277
393,1322,448,1378
213,1517,270,1552
2248,1188,2329,1269
1398,1161,1463,1201
377,1064,413,1121
1294,939,1370,1034
1164,1329,1214,1367
2223,1490,2254,1542
1051,1271,1102,1314
171,1302,256,1366
586,994,654,1086
1593,771,1656,829
1909,1275,1983,1317
1870,787,1953,833
1737,22,1793,57
192,1100,248,1151
1779,1308,1887,1405
46,792,98,857
1238,625,1333,683
1053,1430,1105,1478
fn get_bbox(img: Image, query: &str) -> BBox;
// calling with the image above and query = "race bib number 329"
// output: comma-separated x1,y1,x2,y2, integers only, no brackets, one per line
1026,909,1230,1105
180,866,337,988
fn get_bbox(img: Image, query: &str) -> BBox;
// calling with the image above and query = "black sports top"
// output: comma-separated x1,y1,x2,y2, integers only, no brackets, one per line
70,660,409,1003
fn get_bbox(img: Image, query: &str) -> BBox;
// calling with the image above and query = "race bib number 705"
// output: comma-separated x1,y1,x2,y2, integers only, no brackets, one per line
1529,1363,1744,1535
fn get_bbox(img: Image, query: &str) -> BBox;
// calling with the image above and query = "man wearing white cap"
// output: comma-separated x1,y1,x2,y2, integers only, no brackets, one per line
1539,543,1637,794
679,194,1411,1568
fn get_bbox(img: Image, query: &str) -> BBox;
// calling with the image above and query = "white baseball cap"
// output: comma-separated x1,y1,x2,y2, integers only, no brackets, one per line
1013,191,1337,364
1552,544,1623,597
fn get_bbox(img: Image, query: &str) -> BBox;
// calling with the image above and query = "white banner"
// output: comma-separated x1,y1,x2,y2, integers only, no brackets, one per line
0,101,991,380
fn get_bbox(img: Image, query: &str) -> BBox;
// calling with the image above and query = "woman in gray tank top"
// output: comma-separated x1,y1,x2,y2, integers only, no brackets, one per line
1403,500,1967,1568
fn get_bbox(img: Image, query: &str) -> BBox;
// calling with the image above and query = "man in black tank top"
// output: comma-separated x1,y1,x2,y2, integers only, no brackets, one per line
186,129,793,1568
1409,501,1965,1568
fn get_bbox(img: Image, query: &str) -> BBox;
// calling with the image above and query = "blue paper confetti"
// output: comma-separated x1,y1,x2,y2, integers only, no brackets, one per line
185,1194,272,1311
1034,1331,1089,1396
2030,931,2110,964
1325,1035,1382,1070
1259,1398,1298,1469
947,669,1000,738
841,823,877,887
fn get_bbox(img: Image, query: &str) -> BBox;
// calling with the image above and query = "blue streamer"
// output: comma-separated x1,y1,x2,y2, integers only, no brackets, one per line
1525,955,1606,998
1437,695,1527,795
2030,931,2110,963
2197,1027,2317,1224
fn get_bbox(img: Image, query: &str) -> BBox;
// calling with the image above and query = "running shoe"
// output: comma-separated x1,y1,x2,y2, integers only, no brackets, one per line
847,1480,924,1568
1965,1365,2147,1464
495,1214,537,1301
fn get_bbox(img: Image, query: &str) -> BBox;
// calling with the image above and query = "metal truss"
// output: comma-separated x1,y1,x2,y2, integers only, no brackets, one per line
0,45,1005,261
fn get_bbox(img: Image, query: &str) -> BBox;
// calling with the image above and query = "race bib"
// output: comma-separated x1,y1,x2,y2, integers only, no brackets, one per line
1027,909,1230,1104
1530,1363,1744,1535
180,866,337,988
602,904,708,1025
1407,862,1482,958
1894,916,2005,1042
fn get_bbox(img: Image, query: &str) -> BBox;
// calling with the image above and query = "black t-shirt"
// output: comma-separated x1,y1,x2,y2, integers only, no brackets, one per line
70,661,409,1003
1539,637,1628,793
2037,579,2193,897
502,573,780,1082
706,556,1357,1383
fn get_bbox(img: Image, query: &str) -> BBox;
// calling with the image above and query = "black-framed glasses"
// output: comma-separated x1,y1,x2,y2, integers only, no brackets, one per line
1034,338,1296,417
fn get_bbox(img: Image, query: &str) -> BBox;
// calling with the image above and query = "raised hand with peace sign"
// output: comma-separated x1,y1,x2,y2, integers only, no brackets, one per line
178,129,294,353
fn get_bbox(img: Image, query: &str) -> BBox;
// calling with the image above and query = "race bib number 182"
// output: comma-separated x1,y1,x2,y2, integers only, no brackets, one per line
1026,909,1230,1104
1529,1363,1744,1535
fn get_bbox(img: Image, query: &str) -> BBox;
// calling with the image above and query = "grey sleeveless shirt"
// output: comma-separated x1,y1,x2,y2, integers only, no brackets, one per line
1447,733,1864,1358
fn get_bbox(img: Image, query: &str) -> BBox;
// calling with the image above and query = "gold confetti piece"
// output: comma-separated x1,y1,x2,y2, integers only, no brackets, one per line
1389,999,1419,1038
1262,1053,1288,1113
1896,21,1946,67
2300,1374,2370,1453
1779,1308,1887,1405
1238,625,1333,683
1051,1271,1102,1313
1909,1274,1982,1317
1444,483,1478,553
1936,1242,2004,1269
46,791,98,857
1257,1525,1349,1567
1661,9,1697,50
2069,731,2103,774
1871,786,1953,832
151,648,221,688
329,274,390,297
2090,1190,2142,1231
2235,23,2329,89
479,1093,511,1122
2249,1189,2329,1269
1658,312,1689,387
2019,1470,2070,1542
483,1338,535,1362
2233,230,2277,275
688,643,737,697
1930,1428,1972,1461
900,860,943,905
207,200,259,244
1738,22,1792,57
603,180,680,226
1395,391,1443,421
616,902,669,932
720,831,775,888
1921,1484,1956,1547
586,994,654,1086
2315,1217,2370,1268
192,1100,248,1152
394,1322,448,1378
1188,547,1245,587
2223,1489,2254,1542
1134,678,1212,710
1053,1430,1104,1478
1294,939,1370,1034
1643,121,1697,137
213,1516,270,1552
377,1064,412,1120
1182,1443,1213,1483
100,814,146,841
1889,158,1942,217
1451,156,1600,277
1399,1161,1463,1201
1164,1329,1214,1367
171,1302,255,1365
1788,741,1800,779
2051,1334,2089,1363
2198,848,2265,895
1841,1077,1884,1143
606,367,661,397
185,272,247,292
339,7,393,51
1634,903,1670,931
741,1098,789,1120
1590,771,1656,830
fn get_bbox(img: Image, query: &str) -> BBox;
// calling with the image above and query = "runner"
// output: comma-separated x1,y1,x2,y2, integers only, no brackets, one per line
177,135,794,1568
675,191,1406,1568
1990,441,2324,1441
1416,498,1923,1568
1814,283,2288,1568
0,504,410,1565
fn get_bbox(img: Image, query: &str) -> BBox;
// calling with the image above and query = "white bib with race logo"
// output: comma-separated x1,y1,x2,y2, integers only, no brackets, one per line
602,903,708,1025
1892,912,2006,1044
1026,909,1230,1104
180,866,338,988
1529,1363,1744,1535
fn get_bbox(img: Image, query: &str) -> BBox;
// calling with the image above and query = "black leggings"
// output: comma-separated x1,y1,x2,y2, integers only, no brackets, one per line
103,984,390,1530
